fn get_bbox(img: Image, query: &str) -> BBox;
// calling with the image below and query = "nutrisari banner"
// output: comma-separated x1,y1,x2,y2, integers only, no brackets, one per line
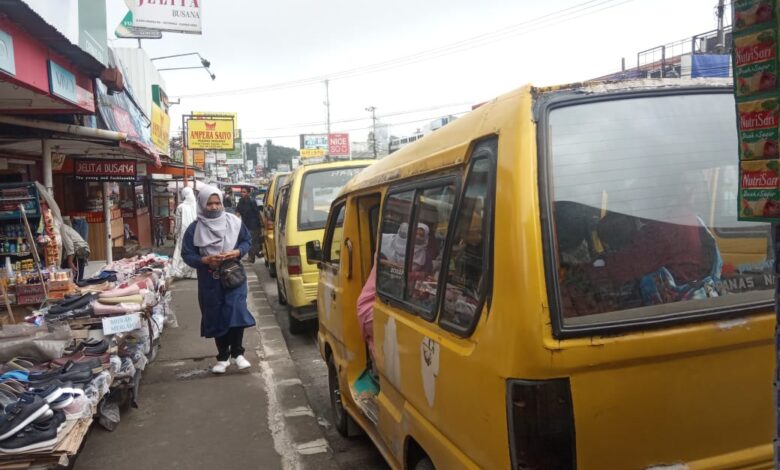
733,0,780,220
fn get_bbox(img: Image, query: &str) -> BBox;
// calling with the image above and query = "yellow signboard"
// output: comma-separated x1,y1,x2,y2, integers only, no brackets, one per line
151,104,170,154
300,148,326,158
193,111,238,129
187,118,235,150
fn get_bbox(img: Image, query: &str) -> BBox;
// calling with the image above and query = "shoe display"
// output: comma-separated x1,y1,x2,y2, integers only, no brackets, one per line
47,293,99,316
96,295,144,305
0,417,59,453
0,395,50,441
99,284,141,299
233,355,251,370
211,361,230,374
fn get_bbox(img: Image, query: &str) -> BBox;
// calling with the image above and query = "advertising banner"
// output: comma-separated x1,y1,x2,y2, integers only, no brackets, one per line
115,10,163,39
216,152,227,163
151,104,170,154
78,0,108,65
300,134,328,151
227,157,244,166
74,159,136,181
328,133,350,157
205,152,216,164
733,0,780,220
186,118,235,150
124,0,202,35
193,150,205,168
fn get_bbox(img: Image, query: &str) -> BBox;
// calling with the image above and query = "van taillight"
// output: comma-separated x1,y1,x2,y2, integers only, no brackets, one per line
287,246,302,275
507,379,576,470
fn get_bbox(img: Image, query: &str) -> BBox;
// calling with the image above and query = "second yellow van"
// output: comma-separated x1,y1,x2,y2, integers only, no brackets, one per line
275,160,373,333
261,172,289,278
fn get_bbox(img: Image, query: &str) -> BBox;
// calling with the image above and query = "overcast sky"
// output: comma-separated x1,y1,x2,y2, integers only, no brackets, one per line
103,0,728,149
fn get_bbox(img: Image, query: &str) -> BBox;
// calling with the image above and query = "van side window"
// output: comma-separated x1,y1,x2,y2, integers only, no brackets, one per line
377,191,415,299
440,155,494,334
324,203,346,263
277,187,290,235
405,184,456,317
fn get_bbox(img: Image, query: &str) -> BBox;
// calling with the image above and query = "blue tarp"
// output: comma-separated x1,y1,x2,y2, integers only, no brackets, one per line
691,54,730,78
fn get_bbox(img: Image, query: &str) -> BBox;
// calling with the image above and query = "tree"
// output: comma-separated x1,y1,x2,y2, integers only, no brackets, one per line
266,140,297,170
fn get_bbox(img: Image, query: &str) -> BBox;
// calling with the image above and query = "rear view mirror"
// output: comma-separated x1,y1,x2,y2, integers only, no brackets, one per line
306,240,323,263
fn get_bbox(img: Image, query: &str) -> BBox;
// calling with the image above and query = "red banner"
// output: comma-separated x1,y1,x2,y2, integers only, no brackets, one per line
328,133,350,157
74,159,137,181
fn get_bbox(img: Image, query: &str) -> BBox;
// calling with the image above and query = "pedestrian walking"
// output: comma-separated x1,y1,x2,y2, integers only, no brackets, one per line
170,187,197,279
154,220,166,247
180,185,256,374
60,218,90,282
235,187,261,263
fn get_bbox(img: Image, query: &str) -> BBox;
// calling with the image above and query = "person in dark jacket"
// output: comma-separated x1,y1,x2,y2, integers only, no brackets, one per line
181,185,256,374
235,187,261,263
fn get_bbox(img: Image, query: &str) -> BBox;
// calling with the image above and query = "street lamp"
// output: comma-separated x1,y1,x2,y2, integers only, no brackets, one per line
152,52,216,80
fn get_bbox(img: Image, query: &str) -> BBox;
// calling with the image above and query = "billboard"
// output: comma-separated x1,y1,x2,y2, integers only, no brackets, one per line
124,0,202,35
186,118,235,150
300,134,328,151
194,111,237,129
300,148,325,159
328,133,350,157
150,104,170,154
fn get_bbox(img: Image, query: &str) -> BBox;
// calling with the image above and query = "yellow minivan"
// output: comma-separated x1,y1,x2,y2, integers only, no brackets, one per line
275,160,373,333
312,79,774,469
261,172,290,278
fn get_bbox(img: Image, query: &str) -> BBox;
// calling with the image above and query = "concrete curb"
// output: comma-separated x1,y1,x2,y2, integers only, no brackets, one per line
246,270,340,470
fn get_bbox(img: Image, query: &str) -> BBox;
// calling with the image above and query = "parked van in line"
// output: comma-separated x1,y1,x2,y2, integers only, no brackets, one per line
275,160,373,333
261,172,290,277
311,79,773,469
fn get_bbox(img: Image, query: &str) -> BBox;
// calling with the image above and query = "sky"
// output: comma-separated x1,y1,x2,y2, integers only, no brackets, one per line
99,0,728,149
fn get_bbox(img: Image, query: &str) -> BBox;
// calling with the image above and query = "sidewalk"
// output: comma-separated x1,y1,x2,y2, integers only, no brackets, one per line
73,269,339,470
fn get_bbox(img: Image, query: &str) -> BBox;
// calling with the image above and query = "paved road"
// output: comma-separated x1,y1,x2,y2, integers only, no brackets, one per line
251,261,388,470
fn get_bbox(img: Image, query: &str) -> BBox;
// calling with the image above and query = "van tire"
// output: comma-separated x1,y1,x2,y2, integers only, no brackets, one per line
327,355,350,437
288,307,306,335
276,277,287,305
414,457,435,470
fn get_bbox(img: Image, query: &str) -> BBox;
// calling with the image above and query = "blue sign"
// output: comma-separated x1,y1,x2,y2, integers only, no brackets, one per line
0,28,15,76
691,54,730,78
47,60,77,104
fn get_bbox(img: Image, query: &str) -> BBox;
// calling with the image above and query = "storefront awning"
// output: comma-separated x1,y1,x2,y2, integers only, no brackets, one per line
149,161,203,179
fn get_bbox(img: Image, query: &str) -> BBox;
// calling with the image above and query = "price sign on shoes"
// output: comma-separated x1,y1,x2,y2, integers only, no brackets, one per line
733,0,780,220
102,313,142,335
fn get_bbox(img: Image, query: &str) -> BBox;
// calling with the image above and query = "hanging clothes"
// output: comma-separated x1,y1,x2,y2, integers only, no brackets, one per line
171,187,198,279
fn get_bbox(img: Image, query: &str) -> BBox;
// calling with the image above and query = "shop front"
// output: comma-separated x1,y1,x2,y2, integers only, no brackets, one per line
148,162,202,241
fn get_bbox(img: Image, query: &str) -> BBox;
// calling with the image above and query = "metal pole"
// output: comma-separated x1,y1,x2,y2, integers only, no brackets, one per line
182,116,189,187
103,182,113,264
774,223,780,470
716,0,726,54
325,80,331,161
41,139,53,195
371,107,378,158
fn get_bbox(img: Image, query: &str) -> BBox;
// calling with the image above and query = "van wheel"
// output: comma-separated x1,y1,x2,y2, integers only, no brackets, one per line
327,355,350,437
414,457,435,470
276,277,286,305
269,262,277,278
288,307,306,335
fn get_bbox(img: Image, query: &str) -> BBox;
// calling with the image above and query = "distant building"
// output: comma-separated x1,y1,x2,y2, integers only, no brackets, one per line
388,115,458,154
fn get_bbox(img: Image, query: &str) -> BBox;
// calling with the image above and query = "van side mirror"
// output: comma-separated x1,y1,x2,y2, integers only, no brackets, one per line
306,240,323,263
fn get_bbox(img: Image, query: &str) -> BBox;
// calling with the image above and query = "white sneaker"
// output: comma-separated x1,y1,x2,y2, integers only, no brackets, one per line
211,360,231,374
233,355,251,370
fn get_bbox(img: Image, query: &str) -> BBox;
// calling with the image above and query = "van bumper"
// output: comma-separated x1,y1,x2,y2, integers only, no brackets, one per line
287,275,318,310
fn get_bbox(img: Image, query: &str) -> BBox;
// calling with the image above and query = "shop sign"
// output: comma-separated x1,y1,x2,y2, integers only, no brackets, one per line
300,148,325,159
193,150,205,168
0,28,15,76
151,104,170,154
151,173,172,180
732,0,780,220
126,0,202,35
74,159,136,181
216,167,228,178
48,61,77,104
137,163,148,177
115,10,163,39
193,111,237,129
226,157,243,166
51,154,66,172
328,133,350,157
186,118,235,150
102,312,142,335
205,152,216,164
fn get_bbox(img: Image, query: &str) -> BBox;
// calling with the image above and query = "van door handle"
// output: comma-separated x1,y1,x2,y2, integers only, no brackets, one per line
344,238,353,280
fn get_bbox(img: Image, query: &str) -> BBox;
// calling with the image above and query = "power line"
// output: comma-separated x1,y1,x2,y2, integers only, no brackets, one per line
174,0,638,99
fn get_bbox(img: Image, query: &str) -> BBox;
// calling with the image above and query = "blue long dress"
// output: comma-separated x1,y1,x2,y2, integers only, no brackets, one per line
181,222,256,338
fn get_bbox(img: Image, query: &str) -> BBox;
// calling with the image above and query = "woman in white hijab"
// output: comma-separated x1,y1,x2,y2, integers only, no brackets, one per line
181,185,256,374
171,187,198,279
380,222,429,269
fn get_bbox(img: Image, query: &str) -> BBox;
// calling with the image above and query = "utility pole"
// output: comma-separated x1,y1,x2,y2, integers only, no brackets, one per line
324,80,331,161
365,106,377,159
715,0,726,54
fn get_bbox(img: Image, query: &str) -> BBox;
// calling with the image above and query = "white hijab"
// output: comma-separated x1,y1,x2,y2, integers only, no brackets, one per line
380,222,429,268
411,223,429,268
193,185,242,256
178,187,197,237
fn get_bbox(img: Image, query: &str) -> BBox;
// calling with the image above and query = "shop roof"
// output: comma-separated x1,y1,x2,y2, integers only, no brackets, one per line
0,0,105,77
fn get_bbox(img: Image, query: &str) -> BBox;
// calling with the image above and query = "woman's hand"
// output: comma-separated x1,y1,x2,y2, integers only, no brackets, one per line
219,250,241,261
202,255,221,270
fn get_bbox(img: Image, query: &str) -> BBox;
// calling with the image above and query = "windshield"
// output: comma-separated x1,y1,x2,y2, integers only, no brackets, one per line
297,167,365,231
549,92,771,328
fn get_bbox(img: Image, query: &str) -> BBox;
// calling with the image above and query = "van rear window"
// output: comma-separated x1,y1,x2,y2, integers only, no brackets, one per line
298,167,364,231
548,92,772,329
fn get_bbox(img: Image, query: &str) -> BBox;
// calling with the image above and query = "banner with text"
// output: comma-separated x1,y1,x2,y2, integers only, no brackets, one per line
328,133,350,157
151,103,170,154
186,118,235,150
125,0,202,34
